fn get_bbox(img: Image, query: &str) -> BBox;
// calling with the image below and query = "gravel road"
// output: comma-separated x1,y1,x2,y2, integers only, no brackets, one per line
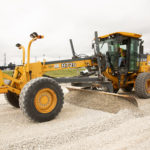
0,85,150,150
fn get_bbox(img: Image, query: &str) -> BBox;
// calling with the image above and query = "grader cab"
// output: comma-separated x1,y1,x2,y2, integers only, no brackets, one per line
96,32,150,98
98,32,143,73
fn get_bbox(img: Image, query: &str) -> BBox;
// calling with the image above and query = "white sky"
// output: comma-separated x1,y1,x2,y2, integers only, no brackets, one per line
0,0,150,65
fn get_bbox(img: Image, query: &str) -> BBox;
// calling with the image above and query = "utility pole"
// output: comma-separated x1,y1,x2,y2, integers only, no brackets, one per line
4,53,6,66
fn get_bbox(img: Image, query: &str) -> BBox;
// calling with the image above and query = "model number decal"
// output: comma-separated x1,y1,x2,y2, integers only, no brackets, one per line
61,63,76,68
54,64,59,68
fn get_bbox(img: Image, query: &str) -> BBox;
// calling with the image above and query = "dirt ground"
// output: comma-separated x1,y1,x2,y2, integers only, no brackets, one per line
1,85,150,150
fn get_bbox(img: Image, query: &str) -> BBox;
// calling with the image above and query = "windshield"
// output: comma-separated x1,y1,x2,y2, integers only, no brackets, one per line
99,40,119,54
99,39,128,69
99,42,108,54
97,37,140,71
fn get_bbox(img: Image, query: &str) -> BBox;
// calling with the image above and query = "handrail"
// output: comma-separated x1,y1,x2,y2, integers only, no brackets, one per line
19,46,26,65
27,33,44,72
16,44,26,65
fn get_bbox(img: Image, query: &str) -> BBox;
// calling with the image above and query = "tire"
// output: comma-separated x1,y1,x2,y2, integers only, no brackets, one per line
4,80,19,108
19,77,64,122
122,84,133,92
5,91,19,108
135,72,150,98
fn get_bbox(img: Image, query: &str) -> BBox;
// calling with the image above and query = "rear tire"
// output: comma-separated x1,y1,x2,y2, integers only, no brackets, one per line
5,91,19,108
135,73,150,98
19,77,64,122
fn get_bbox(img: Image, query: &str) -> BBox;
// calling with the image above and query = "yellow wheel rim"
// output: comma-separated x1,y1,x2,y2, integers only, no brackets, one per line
34,88,57,113
146,79,150,94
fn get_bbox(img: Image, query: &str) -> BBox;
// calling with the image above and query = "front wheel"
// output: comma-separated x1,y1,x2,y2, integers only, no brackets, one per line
19,77,64,122
4,80,19,108
5,91,19,108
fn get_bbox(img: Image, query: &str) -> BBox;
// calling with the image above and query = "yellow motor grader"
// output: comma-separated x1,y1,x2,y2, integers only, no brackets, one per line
0,31,149,122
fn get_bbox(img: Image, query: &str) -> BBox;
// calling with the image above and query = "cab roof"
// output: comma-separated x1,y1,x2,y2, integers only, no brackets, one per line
99,32,142,39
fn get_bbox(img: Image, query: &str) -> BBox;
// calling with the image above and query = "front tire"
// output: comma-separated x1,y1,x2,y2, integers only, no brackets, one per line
19,77,64,122
5,91,19,108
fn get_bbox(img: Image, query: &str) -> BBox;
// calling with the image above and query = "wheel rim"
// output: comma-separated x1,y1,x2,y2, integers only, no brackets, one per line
146,79,150,94
34,88,57,113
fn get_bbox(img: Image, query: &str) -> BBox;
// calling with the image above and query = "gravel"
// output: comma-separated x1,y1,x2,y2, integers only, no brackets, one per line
0,86,150,150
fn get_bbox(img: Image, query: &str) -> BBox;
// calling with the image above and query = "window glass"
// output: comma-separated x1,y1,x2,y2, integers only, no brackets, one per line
129,38,139,71
107,41,119,69
99,42,108,54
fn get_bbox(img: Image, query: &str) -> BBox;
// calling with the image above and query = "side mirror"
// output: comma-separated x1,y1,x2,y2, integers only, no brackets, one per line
140,40,144,54
140,46,144,54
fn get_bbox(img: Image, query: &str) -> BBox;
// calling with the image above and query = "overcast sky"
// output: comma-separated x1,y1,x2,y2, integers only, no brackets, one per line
0,0,150,65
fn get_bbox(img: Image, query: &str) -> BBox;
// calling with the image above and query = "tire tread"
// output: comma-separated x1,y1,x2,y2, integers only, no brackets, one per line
135,72,150,98
19,77,64,122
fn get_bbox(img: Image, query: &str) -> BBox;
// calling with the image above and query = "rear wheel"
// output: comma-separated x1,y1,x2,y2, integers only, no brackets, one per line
19,77,64,122
135,73,150,98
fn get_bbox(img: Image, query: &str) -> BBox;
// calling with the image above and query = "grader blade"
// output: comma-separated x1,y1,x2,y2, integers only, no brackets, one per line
65,87,138,113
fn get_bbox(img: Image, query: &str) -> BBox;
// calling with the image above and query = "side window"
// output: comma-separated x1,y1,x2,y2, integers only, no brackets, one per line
129,39,139,71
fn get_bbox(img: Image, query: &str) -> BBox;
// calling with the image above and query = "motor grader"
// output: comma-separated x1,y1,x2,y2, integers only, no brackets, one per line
0,31,149,122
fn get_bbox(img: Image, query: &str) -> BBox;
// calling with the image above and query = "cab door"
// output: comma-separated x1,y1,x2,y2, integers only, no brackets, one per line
129,38,140,72
108,41,119,70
